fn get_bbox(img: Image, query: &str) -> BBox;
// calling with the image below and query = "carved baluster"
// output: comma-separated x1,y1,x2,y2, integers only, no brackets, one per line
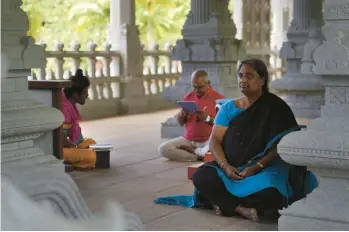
30,70,36,80
150,43,159,75
103,43,112,77
144,66,151,75
111,55,121,77
150,78,159,94
143,79,150,95
103,42,113,99
140,43,146,74
158,66,165,75
157,78,164,93
177,62,182,73
163,78,170,88
38,42,47,80
63,69,70,79
95,60,103,77
54,42,64,80
171,61,177,74
142,60,148,75
87,41,99,100
46,70,53,80
171,77,177,86
164,42,172,74
71,41,81,74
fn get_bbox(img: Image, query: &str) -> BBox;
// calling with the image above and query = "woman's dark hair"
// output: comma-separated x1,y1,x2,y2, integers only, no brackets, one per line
64,69,90,99
237,59,269,93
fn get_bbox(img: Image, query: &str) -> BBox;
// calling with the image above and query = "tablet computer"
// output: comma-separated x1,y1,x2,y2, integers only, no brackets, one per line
176,101,200,112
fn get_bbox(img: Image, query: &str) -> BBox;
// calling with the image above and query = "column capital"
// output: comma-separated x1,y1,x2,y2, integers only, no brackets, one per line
271,0,325,120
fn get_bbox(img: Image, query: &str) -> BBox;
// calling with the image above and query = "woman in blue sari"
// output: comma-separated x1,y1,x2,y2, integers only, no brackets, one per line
155,59,318,222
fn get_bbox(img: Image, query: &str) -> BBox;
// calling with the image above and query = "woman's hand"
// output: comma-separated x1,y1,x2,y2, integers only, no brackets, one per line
222,164,243,180
240,165,261,178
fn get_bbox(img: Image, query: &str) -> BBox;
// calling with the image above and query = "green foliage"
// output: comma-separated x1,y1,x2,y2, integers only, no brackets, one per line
21,0,190,51
135,0,190,48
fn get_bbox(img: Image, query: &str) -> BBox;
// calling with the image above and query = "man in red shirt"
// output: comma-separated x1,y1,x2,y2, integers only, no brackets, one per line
158,70,224,161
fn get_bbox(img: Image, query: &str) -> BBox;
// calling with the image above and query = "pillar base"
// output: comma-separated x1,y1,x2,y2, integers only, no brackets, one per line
277,117,349,231
279,175,349,231
161,117,185,139
120,78,149,114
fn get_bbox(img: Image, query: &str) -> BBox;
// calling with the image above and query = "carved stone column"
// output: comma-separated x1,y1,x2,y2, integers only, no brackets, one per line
277,0,349,230
161,0,245,139
271,0,325,121
1,0,91,220
242,0,271,64
1,1,144,229
109,0,147,114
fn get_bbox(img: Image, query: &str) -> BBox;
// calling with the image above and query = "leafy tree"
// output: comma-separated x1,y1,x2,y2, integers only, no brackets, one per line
67,0,110,37
135,0,189,48
22,0,190,50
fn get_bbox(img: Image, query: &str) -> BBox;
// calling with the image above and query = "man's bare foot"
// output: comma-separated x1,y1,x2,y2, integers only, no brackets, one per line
235,205,259,222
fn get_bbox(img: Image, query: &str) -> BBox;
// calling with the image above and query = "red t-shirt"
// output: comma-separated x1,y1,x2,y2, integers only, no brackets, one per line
183,88,224,142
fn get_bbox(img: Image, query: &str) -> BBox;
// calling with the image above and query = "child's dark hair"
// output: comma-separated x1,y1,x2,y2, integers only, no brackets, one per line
64,69,90,99
237,59,269,93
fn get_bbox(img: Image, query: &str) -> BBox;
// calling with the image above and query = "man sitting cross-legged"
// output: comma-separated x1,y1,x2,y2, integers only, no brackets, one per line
158,70,224,161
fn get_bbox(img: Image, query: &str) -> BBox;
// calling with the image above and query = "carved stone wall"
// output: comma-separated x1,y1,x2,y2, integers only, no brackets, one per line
277,0,349,230
242,0,271,63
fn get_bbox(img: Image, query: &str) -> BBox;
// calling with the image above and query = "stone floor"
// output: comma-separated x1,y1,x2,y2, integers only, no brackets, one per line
70,109,278,231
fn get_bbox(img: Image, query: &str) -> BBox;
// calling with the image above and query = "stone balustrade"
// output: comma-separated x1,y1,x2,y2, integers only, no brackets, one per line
29,41,181,119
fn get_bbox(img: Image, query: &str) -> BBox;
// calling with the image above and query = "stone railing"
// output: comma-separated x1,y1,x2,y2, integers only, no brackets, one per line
29,41,181,119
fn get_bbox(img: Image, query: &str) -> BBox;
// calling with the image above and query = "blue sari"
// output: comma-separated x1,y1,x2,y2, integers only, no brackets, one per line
155,93,318,210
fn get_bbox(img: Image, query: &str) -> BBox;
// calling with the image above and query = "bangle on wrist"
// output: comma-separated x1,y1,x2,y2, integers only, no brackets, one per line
218,159,228,169
256,162,264,169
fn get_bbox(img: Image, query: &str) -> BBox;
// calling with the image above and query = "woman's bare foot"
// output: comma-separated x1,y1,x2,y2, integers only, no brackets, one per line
215,206,222,216
235,205,259,222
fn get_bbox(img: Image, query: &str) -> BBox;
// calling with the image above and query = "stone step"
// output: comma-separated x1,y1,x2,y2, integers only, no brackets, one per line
187,162,204,180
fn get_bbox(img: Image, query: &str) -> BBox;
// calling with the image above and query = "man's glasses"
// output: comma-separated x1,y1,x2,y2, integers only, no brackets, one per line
192,84,206,90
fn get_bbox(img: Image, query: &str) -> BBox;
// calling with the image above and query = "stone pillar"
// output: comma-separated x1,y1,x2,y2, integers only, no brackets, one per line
109,0,147,114
161,0,245,139
277,0,349,230
242,0,271,63
270,0,290,50
1,0,91,220
271,0,325,121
